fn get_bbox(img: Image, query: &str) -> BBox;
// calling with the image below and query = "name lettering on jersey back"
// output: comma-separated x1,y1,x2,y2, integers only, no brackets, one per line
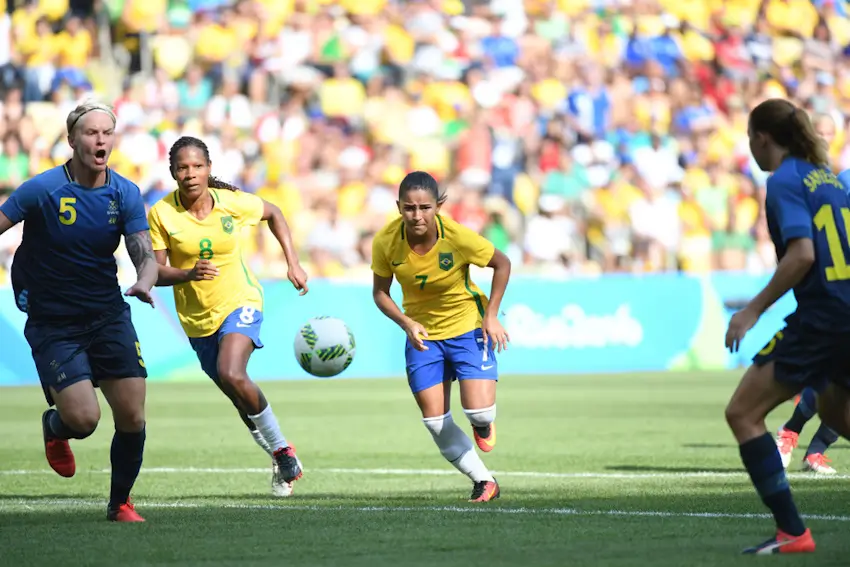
804,169,842,193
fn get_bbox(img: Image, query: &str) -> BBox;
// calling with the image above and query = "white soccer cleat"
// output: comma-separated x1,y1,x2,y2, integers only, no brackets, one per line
802,453,837,475
775,427,798,469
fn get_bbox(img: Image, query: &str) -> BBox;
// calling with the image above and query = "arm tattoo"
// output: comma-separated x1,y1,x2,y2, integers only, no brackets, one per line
126,231,155,273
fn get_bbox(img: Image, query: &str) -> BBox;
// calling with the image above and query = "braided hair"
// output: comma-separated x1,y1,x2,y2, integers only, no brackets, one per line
168,136,241,191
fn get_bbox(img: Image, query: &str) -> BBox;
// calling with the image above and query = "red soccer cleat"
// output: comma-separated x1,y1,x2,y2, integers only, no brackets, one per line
473,422,497,453
469,479,500,503
42,409,75,478
743,528,815,554
107,499,146,522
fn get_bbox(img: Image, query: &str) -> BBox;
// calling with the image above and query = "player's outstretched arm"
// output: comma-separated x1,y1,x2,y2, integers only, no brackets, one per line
483,249,511,352
372,273,429,351
123,230,159,306
725,237,815,352
261,199,308,295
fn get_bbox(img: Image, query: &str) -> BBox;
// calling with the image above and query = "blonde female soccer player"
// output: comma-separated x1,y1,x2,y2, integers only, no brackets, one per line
371,171,511,502
148,136,308,497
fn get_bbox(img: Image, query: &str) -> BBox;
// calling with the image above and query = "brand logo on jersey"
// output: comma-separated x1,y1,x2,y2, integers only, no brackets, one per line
438,252,454,271
221,216,234,234
392,261,405,266
107,200,120,225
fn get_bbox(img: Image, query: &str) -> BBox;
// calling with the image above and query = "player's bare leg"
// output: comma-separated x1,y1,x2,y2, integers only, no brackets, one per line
725,362,814,554
817,382,850,440
416,379,499,502
217,333,302,489
42,380,102,478
459,379,497,453
100,377,147,522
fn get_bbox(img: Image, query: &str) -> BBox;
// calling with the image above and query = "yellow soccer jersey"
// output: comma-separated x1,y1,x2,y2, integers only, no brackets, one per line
149,189,265,338
371,215,495,340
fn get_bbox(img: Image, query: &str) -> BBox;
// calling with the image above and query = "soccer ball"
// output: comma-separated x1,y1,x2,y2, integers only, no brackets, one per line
294,316,356,378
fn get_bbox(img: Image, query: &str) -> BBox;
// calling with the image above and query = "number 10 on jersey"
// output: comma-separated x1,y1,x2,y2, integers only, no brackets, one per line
815,204,850,281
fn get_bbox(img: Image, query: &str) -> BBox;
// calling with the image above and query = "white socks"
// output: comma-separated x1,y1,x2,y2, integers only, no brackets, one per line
422,411,494,482
248,405,287,453
463,404,496,428
251,429,273,456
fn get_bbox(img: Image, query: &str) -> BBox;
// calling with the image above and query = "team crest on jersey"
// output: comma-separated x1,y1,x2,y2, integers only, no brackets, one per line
439,252,454,271
221,216,234,234
107,200,119,225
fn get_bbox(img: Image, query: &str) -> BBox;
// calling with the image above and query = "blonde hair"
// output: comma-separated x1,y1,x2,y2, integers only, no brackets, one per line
66,100,117,136
749,99,830,168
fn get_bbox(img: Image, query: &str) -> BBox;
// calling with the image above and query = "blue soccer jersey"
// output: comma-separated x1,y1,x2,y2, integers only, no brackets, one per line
766,157,850,329
838,169,850,193
0,163,148,322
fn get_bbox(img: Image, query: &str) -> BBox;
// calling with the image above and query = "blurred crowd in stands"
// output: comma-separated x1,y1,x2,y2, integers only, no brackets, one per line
1,0,849,282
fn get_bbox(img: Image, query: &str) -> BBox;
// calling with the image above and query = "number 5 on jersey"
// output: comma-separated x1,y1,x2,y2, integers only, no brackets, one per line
199,238,214,260
59,197,76,225
135,341,146,368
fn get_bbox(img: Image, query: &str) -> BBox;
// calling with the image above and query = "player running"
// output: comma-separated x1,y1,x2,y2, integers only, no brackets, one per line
148,136,308,496
773,112,842,475
725,98,850,555
0,101,155,522
371,171,511,502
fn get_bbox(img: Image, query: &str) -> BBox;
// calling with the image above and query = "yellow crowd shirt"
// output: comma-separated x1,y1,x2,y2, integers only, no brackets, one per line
148,189,265,338
371,215,495,341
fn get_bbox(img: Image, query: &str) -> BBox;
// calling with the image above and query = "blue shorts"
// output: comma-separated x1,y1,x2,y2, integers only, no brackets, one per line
23,303,147,406
752,312,850,391
189,307,263,385
406,328,498,394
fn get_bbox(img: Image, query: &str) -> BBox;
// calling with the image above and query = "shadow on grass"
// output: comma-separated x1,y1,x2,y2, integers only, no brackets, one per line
1,490,849,567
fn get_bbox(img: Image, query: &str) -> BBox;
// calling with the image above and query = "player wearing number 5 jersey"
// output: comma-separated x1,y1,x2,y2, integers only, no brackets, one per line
148,136,309,497
0,101,155,523
371,171,512,503
724,99,850,555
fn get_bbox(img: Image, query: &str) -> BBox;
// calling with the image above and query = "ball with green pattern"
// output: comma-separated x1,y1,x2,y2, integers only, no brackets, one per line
293,316,356,378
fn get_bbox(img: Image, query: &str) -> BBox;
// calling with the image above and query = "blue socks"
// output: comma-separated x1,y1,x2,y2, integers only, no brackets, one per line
109,427,146,509
806,424,840,457
784,388,817,434
47,409,94,440
739,433,806,536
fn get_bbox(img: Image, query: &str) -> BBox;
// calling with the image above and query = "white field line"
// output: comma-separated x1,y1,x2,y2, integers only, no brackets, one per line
2,498,850,523
2,467,850,480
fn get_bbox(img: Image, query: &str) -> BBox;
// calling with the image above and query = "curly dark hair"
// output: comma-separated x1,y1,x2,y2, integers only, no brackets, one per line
168,136,240,191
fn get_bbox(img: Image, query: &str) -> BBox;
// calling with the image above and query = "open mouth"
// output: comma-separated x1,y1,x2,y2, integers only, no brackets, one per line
94,150,107,162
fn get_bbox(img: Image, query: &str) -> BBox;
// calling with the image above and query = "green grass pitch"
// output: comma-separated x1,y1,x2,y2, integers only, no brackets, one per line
1,371,848,566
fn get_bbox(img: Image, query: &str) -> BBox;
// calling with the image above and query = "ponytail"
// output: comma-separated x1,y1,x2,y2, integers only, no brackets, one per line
208,176,240,192
750,99,832,168
788,108,831,168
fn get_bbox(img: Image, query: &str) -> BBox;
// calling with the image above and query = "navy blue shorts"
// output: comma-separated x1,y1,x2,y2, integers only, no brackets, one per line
23,303,147,406
752,312,850,391
188,307,263,385
406,328,498,394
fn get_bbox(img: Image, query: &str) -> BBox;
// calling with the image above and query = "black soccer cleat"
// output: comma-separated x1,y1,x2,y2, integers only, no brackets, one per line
273,446,303,483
